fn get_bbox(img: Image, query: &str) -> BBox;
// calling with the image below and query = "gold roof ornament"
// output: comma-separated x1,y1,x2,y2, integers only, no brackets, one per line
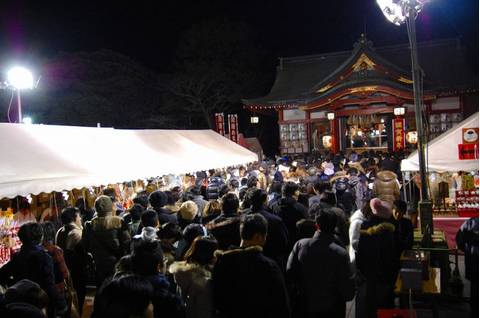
398,76,413,84
352,53,376,72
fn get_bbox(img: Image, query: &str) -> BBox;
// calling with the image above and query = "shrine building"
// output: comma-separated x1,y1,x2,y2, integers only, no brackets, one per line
243,35,478,154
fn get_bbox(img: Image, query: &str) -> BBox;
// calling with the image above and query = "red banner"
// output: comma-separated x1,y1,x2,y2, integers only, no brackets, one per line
214,113,225,136
228,114,238,143
393,118,405,151
458,144,479,160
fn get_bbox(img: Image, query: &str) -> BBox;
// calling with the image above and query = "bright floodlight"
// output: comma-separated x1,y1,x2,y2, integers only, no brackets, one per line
22,117,32,125
376,0,406,26
7,66,34,89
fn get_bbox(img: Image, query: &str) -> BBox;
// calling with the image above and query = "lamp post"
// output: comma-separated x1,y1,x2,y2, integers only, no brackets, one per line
7,66,34,123
377,0,433,238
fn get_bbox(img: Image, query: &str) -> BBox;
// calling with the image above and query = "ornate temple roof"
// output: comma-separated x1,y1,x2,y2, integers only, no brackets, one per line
243,36,477,109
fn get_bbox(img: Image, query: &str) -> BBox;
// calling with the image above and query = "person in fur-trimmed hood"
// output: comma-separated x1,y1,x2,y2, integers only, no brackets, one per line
372,170,400,204
212,214,291,318
170,236,218,318
355,198,397,318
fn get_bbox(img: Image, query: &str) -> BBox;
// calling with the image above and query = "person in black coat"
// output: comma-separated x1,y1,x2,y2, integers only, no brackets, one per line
0,223,67,317
247,189,290,270
316,191,350,248
271,182,309,249
392,200,414,257
356,198,397,318
212,214,291,318
149,191,178,225
456,217,479,318
287,206,355,318
205,193,241,250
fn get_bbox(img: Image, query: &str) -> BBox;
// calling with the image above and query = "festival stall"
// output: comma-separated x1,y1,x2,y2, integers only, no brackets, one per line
0,123,257,265
401,112,479,248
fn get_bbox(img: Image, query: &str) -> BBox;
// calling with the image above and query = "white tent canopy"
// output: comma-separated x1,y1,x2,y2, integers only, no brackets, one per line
0,123,258,198
401,112,479,172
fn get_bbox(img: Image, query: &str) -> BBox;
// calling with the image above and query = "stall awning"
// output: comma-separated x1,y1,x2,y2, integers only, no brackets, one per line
0,124,257,198
401,112,479,172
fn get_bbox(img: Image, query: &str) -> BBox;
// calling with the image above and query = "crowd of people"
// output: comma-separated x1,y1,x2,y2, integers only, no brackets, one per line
0,150,477,318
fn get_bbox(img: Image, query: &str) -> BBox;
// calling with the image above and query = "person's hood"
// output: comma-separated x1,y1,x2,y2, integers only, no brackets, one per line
360,221,395,236
376,170,398,182
214,245,262,258
169,261,211,292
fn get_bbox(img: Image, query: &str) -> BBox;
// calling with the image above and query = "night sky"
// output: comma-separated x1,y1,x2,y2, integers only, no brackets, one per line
0,0,478,72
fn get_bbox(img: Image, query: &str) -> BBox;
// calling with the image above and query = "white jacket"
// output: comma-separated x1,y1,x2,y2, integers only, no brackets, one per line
349,209,366,263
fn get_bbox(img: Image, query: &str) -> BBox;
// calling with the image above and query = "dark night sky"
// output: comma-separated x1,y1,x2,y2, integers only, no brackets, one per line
0,0,478,72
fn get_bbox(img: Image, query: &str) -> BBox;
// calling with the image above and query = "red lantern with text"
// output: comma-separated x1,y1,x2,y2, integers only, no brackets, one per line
393,118,405,151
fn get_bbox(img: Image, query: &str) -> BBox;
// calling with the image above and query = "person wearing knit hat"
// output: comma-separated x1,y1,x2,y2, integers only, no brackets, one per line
149,191,168,209
95,195,114,216
178,200,199,229
83,195,131,288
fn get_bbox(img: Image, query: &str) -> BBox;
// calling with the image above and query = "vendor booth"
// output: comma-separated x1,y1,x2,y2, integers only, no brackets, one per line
401,112,479,249
0,123,257,198
0,123,257,265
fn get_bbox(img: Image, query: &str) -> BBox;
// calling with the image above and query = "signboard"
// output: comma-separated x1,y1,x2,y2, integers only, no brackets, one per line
214,113,225,136
458,144,479,160
228,114,238,143
462,128,479,144
393,118,405,151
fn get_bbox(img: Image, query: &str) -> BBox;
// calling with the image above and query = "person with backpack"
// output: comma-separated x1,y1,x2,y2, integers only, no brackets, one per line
332,177,355,217
206,177,225,201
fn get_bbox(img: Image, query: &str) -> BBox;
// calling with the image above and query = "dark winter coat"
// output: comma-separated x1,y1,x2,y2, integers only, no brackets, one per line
272,197,309,249
212,246,291,318
394,217,414,258
82,214,130,286
248,208,290,270
456,217,479,281
144,273,185,318
205,213,241,250
155,207,178,226
356,216,397,318
286,231,355,317
335,190,355,217
0,244,66,313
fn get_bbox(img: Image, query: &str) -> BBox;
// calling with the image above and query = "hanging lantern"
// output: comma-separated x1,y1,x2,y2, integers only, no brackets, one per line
406,131,418,144
322,135,332,148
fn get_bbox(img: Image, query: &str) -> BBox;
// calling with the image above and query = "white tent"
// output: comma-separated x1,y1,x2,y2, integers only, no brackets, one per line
0,123,257,198
401,112,479,172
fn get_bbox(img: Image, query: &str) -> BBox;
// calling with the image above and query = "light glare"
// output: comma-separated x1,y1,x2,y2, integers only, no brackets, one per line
376,0,406,26
22,117,33,125
7,66,34,89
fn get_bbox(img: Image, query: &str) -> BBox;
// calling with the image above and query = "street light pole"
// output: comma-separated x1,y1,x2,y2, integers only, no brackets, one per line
405,1,433,237
376,0,433,239
17,90,22,123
